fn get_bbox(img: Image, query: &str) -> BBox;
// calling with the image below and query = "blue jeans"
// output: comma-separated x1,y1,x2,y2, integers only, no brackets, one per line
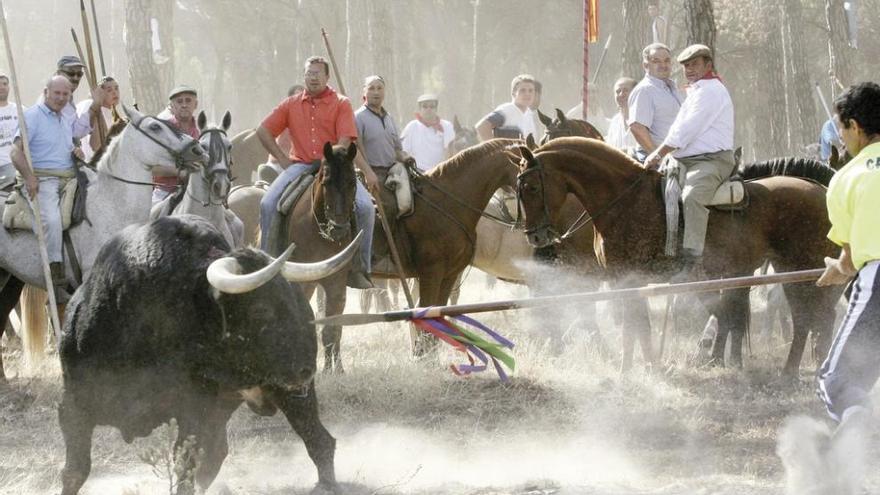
260,163,374,272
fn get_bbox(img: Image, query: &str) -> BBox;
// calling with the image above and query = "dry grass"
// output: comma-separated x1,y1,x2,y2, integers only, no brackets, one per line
0,274,878,494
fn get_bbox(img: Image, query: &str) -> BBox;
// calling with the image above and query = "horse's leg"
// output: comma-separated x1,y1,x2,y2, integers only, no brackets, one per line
0,275,25,382
320,280,347,373
448,272,463,306
413,269,447,356
716,288,750,369
374,279,392,312
359,285,373,313
781,283,841,376
621,298,653,372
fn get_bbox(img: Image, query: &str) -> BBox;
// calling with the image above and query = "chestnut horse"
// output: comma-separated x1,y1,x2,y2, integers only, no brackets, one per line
516,137,842,376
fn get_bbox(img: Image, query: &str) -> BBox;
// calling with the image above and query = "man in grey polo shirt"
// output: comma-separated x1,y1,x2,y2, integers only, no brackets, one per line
354,75,415,284
627,43,683,161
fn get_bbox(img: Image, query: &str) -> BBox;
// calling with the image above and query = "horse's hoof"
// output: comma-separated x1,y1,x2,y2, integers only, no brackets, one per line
310,481,342,495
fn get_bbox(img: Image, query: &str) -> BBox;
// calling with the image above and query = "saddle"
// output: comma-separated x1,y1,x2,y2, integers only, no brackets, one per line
369,163,416,275
1,169,88,232
264,160,320,257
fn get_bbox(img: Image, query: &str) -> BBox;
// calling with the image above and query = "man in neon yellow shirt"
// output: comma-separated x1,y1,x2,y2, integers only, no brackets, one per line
816,82,880,435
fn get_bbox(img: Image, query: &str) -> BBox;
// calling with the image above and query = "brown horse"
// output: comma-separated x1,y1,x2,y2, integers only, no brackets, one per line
516,137,842,376
283,142,359,372
538,108,604,144
370,139,524,353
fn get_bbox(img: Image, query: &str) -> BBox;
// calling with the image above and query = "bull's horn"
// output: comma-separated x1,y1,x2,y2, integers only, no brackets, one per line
207,243,296,294
281,231,364,282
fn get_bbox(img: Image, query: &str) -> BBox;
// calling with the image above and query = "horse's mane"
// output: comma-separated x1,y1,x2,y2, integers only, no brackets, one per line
426,138,519,179
738,157,835,186
94,130,123,173
538,136,643,170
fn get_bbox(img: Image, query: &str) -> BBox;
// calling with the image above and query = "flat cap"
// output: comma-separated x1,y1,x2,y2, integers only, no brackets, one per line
168,85,197,100
56,55,85,69
417,93,439,103
677,44,712,63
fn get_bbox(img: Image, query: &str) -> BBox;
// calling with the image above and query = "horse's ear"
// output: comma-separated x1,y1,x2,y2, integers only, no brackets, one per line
518,145,536,169
525,133,537,150
122,103,144,123
346,142,358,161
734,146,742,167
537,109,553,127
221,111,232,132
323,142,334,161
829,145,840,169
555,108,567,123
453,115,462,133
197,111,207,132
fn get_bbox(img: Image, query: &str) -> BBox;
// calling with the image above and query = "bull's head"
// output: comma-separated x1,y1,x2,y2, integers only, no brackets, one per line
203,232,362,390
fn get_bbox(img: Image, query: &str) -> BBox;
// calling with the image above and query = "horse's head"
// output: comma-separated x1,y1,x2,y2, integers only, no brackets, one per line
315,142,358,243
122,104,207,174
515,146,566,248
539,108,604,145
194,110,233,206
451,115,478,154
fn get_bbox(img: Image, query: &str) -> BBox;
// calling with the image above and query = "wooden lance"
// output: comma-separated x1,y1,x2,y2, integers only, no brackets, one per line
314,268,827,327
0,0,64,343
319,28,415,307
89,0,107,75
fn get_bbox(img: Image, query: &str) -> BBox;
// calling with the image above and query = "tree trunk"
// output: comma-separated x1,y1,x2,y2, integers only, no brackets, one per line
124,0,172,115
782,0,819,151
683,0,716,52
621,0,650,79
825,0,856,95
754,2,787,159
468,0,487,125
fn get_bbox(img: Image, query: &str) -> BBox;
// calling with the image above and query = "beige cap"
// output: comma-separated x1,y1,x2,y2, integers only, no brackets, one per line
677,44,712,63
417,93,439,103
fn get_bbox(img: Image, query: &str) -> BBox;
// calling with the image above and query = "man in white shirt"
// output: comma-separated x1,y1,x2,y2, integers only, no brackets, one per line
644,44,736,268
76,76,119,162
606,77,638,150
401,93,455,171
0,74,19,189
627,43,683,161
49,56,104,141
476,74,538,141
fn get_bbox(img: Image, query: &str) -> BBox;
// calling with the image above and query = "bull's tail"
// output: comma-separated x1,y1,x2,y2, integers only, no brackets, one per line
20,285,48,367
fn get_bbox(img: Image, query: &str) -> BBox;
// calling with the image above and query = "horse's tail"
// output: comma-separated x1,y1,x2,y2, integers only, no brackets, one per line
738,157,836,186
20,285,48,367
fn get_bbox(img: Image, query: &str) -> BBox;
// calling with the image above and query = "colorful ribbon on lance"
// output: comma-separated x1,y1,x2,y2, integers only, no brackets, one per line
411,309,515,382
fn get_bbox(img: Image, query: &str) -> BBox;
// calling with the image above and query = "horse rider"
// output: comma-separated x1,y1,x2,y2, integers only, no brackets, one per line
152,85,200,205
643,44,735,279
475,74,538,141
627,42,683,162
606,77,638,150
11,76,84,302
400,93,455,171
46,56,105,143
266,84,306,174
354,75,417,287
816,81,880,442
0,73,20,190
76,75,120,162
256,56,375,289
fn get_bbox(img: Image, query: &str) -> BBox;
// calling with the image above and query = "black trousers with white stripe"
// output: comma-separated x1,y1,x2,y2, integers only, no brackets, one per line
818,261,880,422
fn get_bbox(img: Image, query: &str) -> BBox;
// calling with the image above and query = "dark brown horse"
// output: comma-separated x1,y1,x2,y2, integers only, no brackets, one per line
284,143,359,372
538,108,604,144
516,137,842,376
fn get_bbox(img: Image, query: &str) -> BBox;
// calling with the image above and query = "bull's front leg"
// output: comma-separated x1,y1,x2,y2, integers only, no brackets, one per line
271,384,338,493
58,394,95,495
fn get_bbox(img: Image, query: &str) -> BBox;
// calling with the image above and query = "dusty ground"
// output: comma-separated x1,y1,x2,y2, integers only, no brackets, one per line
1,273,878,495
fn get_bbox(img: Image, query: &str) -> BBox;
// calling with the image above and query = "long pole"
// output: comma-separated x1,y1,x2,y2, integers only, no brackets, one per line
581,0,591,120
79,0,98,89
590,34,612,85
314,268,827,327
89,0,106,76
320,28,347,96
0,0,64,343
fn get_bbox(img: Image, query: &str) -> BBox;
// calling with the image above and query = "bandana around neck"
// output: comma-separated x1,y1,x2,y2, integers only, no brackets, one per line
416,113,443,133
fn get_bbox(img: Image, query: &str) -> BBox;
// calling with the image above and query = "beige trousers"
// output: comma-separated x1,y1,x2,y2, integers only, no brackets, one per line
676,150,736,256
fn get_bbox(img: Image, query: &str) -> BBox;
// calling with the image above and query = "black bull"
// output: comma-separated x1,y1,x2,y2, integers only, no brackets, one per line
58,216,338,494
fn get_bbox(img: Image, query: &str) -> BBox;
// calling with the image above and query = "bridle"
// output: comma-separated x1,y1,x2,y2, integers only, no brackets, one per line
312,158,355,242
516,152,648,243
186,127,231,207
105,115,205,188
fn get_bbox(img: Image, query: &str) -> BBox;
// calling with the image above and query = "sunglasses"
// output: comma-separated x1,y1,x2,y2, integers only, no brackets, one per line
62,70,84,78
